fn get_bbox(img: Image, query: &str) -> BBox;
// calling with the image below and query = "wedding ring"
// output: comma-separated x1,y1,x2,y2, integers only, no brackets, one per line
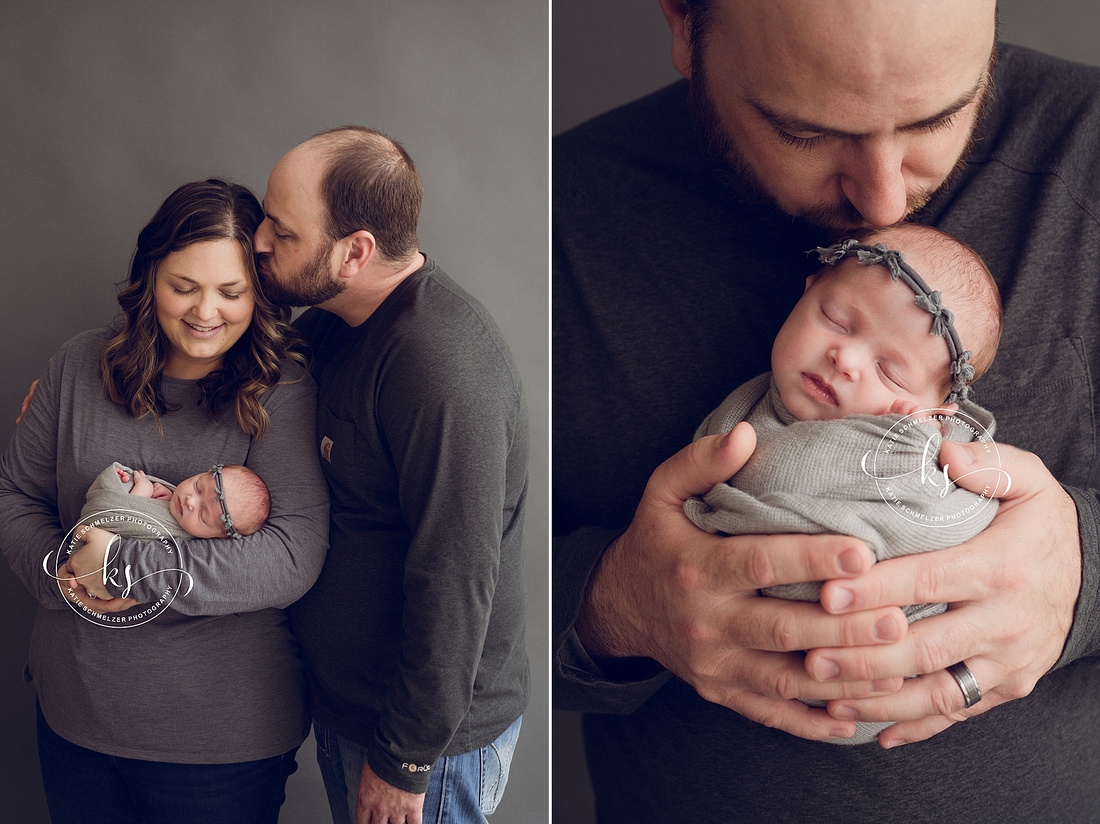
946,661,982,708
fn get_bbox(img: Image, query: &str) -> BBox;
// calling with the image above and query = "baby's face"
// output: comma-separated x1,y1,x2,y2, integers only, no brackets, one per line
771,260,951,421
169,471,227,538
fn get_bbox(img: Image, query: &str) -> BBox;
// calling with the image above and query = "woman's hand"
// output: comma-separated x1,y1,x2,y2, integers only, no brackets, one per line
65,527,122,600
59,554,139,614
59,567,139,614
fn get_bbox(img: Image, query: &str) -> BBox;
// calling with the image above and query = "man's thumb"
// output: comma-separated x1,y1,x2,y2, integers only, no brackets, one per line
650,421,757,504
939,439,1014,498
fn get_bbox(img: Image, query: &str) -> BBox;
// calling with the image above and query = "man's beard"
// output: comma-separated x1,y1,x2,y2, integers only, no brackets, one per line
686,47,992,231
258,239,346,308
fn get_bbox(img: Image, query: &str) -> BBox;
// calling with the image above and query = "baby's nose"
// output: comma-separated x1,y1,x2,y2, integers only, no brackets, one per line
829,346,862,378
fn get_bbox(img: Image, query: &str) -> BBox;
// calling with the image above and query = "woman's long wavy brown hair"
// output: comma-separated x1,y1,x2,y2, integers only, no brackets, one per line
99,179,306,439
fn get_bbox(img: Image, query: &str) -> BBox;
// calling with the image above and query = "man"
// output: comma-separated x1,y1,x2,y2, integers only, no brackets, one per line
555,0,1100,820
257,127,529,824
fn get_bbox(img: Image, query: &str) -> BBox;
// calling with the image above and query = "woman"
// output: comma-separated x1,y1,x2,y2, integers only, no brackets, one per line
0,179,329,823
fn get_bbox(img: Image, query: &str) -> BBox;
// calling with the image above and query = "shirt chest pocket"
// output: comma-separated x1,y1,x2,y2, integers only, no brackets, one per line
316,404,359,504
974,336,1096,487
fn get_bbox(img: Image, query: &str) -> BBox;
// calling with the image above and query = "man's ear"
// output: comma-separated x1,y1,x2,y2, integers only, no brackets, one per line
658,0,693,79
338,230,376,277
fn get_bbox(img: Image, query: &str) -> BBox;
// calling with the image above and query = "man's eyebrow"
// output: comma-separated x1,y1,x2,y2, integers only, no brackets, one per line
261,200,290,232
750,75,985,139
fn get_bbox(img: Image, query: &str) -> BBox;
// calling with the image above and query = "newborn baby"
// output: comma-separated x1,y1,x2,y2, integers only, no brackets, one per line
80,461,270,540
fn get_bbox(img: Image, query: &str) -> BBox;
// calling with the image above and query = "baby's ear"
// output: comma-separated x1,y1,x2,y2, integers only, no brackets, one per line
803,273,819,293
940,402,959,416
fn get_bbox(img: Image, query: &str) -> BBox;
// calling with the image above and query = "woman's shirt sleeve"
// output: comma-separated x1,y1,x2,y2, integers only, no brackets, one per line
0,351,71,609
105,365,330,615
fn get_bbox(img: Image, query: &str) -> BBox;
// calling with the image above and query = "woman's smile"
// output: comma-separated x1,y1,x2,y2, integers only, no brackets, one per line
154,239,255,379
182,320,226,338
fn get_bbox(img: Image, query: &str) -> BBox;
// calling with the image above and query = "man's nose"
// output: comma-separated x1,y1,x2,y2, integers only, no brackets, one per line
839,137,909,227
254,218,273,254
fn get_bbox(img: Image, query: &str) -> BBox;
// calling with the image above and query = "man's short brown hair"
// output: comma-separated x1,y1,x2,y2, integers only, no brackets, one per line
312,126,423,262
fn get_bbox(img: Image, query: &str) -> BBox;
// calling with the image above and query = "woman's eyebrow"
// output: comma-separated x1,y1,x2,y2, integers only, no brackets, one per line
164,273,247,289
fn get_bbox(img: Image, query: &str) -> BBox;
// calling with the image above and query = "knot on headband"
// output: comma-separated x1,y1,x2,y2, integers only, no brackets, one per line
810,238,974,404
815,238,861,265
210,463,243,540
852,243,906,282
913,291,955,337
951,351,976,401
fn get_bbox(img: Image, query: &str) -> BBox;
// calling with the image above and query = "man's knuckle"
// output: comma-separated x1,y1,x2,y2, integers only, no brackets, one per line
913,638,946,675
680,616,719,650
1023,450,1049,478
769,612,800,651
693,680,722,705
987,560,1027,595
1001,677,1034,702
774,668,801,700
743,543,777,588
848,656,876,682
671,558,707,595
930,685,960,717
754,706,785,730
916,561,949,600
842,615,868,647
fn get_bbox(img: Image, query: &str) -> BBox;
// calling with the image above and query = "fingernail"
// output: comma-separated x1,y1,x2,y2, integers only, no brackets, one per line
874,616,899,641
838,549,863,574
882,738,906,749
830,728,852,739
870,679,895,693
813,658,839,681
833,705,857,720
828,587,854,611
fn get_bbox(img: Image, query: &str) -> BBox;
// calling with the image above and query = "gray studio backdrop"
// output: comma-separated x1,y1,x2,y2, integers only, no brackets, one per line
0,2,547,822
552,0,1100,821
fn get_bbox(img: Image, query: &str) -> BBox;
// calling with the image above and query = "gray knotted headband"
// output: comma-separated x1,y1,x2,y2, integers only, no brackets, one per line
811,239,974,403
210,463,243,539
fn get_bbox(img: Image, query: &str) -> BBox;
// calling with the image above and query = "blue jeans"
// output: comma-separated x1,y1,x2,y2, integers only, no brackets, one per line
36,702,299,824
314,716,522,824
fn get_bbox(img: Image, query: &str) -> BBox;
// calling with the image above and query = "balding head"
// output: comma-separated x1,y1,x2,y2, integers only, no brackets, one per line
306,126,423,262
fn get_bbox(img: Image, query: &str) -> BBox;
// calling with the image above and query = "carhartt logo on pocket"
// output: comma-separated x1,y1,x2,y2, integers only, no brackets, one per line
402,762,432,773
320,436,334,462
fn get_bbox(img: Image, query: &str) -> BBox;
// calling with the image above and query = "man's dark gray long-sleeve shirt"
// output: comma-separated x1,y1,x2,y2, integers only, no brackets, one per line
290,258,530,794
554,45,1100,822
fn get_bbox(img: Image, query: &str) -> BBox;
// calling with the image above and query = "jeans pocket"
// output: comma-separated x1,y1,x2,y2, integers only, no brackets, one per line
313,723,334,761
479,716,522,815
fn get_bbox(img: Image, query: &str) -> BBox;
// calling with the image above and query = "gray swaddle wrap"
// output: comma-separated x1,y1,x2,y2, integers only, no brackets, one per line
79,461,191,540
684,373,999,744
